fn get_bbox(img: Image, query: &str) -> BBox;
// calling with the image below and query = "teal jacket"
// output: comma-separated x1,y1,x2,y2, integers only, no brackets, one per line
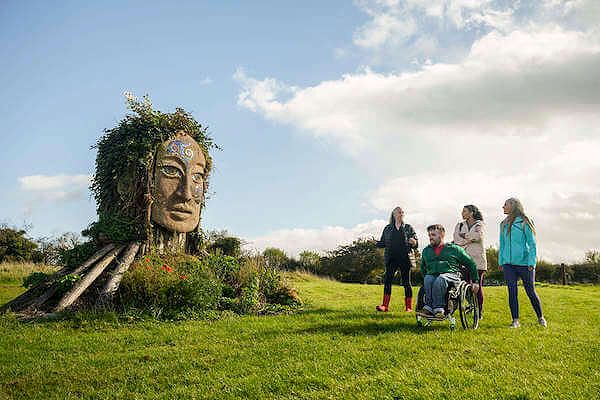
499,216,537,267
420,243,479,281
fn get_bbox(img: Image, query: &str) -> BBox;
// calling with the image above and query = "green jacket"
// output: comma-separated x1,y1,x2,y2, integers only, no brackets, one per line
420,243,479,281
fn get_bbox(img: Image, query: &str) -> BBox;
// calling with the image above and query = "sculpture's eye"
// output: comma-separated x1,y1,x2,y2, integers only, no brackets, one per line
160,165,182,178
192,173,204,184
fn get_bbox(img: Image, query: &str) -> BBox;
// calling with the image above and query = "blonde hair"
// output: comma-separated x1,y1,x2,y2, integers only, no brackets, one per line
389,207,404,225
502,197,536,235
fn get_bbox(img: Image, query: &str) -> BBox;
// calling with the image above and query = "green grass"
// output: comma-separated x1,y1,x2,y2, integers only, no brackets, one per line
0,266,598,399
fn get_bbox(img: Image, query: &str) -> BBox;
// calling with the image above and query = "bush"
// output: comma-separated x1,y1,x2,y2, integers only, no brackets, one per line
207,233,242,258
320,238,384,283
118,253,301,319
23,272,51,289
232,255,301,314
298,250,321,273
59,241,98,270
262,248,288,270
119,255,222,319
0,227,38,263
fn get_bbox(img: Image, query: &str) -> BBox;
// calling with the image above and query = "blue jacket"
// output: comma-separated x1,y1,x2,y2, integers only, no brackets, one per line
499,216,537,267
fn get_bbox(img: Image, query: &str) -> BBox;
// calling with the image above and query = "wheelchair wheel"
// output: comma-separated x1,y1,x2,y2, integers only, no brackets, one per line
458,283,479,329
416,286,425,311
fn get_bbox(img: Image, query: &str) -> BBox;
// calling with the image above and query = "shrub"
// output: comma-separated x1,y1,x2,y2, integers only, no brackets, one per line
59,241,98,270
56,274,81,295
118,253,300,319
298,250,321,273
119,255,222,319
320,238,384,283
222,254,301,314
0,227,38,263
262,248,288,270
207,232,242,258
23,272,51,289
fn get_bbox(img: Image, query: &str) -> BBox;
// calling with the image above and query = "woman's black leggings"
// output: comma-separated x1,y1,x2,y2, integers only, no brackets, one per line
383,258,412,297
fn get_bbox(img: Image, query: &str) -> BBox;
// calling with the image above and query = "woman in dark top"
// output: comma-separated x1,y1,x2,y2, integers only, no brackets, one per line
375,206,419,312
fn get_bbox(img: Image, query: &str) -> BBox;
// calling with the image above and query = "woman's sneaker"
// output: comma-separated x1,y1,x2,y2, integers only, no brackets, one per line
510,320,520,328
538,317,547,328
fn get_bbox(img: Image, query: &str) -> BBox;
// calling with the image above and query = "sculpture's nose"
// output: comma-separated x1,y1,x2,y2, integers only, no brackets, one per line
177,175,193,201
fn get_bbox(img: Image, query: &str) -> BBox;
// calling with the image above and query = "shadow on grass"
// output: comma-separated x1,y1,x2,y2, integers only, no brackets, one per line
290,307,436,336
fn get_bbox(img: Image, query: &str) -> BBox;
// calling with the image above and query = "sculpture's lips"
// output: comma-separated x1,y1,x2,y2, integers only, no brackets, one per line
169,207,194,220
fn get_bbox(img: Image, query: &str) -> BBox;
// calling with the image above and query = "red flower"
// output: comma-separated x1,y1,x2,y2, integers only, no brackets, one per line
145,266,151,271
162,265,173,273
145,257,149,263
179,275,188,280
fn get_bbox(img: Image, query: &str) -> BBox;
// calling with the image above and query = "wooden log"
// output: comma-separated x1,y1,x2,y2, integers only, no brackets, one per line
53,245,125,313
25,244,117,310
0,244,116,313
96,242,140,306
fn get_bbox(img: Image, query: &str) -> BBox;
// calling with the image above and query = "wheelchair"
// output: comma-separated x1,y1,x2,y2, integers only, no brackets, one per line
415,268,479,330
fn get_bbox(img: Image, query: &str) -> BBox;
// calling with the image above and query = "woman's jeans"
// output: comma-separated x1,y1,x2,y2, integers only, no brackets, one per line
423,272,461,312
502,264,543,319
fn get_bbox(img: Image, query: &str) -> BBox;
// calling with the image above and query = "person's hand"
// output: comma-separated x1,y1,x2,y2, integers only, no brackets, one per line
498,264,503,272
528,266,534,271
472,283,480,294
408,238,417,246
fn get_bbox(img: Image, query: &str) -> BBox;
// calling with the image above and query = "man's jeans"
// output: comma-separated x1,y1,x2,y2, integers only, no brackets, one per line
423,272,462,313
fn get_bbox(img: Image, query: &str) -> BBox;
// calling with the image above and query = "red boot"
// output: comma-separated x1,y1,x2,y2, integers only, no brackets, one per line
404,297,413,312
376,294,391,312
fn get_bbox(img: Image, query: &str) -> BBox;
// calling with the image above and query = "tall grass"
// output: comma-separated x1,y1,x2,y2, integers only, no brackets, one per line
0,262,57,284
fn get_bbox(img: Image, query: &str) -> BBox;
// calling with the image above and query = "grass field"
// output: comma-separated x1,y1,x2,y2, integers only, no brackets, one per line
1,263,598,399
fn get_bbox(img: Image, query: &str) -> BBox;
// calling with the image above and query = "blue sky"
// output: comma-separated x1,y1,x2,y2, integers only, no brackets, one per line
1,1,599,262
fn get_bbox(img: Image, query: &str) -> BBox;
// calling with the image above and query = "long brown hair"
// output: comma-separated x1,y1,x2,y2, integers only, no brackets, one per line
502,197,535,235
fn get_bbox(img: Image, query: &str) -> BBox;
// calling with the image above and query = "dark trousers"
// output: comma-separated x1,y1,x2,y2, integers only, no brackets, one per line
477,270,485,313
383,258,412,298
502,264,543,319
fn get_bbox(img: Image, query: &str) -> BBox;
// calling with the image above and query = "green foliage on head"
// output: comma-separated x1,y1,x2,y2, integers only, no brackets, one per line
88,94,217,242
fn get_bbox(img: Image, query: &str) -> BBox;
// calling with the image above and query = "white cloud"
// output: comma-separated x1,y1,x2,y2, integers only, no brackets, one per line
368,137,600,262
235,27,600,153
245,219,386,258
199,77,213,86
235,1,600,263
19,174,91,201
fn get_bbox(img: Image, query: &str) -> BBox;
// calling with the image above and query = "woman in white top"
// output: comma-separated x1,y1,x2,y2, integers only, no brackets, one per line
453,204,487,318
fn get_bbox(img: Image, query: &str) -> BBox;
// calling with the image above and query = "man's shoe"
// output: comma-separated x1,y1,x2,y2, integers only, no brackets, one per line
538,317,547,328
433,308,445,318
510,319,520,328
419,307,433,316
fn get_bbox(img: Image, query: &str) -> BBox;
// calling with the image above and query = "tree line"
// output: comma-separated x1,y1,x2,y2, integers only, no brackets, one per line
2,226,598,284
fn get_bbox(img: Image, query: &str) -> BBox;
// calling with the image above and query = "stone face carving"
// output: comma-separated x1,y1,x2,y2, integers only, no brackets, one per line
151,131,206,233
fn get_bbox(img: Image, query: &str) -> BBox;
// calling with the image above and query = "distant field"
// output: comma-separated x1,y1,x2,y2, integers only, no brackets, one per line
0,264,598,399
0,262,57,306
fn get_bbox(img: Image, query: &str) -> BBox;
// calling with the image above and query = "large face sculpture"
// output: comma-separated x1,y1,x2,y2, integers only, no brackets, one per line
151,132,206,233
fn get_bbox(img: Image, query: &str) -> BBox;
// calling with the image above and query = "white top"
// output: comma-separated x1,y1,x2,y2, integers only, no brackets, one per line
453,220,488,271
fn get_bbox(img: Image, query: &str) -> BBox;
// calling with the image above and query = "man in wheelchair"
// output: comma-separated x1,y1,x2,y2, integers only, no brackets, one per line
419,224,480,318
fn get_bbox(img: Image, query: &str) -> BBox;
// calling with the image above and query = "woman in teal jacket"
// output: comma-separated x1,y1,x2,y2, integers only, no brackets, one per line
499,198,547,328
